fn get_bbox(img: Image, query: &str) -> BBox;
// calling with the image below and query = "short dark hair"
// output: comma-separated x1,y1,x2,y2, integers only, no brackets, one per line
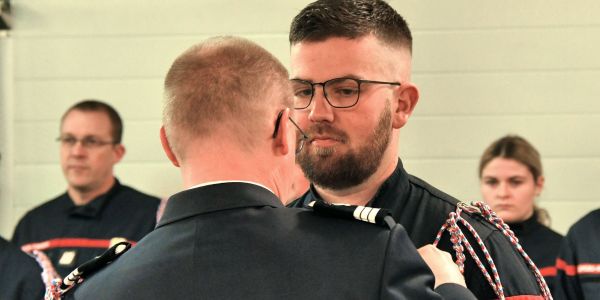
289,0,412,51
61,100,123,143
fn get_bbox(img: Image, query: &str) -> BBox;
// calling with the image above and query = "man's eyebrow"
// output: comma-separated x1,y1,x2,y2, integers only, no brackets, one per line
290,74,363,81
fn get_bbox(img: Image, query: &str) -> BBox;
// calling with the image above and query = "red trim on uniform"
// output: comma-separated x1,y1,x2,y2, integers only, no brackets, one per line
21,238,136,252
505,296,544,300
556,258,600,276
538,266,557,277
556,258,578,276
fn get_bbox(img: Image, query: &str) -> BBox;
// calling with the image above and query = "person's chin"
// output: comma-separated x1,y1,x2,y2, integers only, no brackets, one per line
496,211,517,223
67,177,92,190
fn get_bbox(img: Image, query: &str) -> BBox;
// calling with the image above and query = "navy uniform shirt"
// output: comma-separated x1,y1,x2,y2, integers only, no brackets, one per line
67,182,476,300
12,179,160,278
554,208,600,300
290,159,545,299
0,237,44,300
507,213,563,293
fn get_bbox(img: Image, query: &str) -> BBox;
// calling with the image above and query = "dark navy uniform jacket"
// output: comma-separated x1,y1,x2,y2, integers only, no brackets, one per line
554,208,600,300
507,213,563,293
0,237,44,300
69,182,475,300
12,179,160,278
290,160,545,299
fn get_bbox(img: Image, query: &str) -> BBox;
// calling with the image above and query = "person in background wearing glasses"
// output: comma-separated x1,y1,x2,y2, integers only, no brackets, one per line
66,36,477,300
12,100,160,279
287,0,546,299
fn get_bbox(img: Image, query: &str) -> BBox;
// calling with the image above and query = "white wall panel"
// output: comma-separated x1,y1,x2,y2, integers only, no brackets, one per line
401,115,600,158
14,1,306,37
14,1,600,36
414,71,600,115
13,164,65,209
3,0,600,239
14,79,164,121
390,0,600,29
414,28,600,73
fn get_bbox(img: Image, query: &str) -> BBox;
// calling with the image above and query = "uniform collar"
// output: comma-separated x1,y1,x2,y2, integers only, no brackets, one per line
157,182,283,228
65,178,121,218
368,159,411,208
507,213,542,235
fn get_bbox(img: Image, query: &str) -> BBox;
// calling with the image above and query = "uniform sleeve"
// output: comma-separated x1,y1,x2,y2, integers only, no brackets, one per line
434,283,478,300
379,225,476,300
0,240,45,300
553,229,583,300
491,231,546,298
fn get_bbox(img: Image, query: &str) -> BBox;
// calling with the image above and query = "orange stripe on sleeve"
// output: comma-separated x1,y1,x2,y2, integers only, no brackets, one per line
21,238,136,252
538,266,557,277
556,258,600,276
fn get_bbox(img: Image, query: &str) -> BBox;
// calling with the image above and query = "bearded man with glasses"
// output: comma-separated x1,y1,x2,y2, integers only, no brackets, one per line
287,1,548,299
12,100,160,280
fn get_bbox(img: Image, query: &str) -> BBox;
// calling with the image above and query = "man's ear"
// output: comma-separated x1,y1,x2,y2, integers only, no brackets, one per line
392,82,419,129
112,144,126,164
160,126,180,167
273,109,291,156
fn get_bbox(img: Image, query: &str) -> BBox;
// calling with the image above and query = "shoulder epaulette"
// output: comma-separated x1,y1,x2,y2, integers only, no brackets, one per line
457,201,481,214
57,241,131,297
309,200,397,229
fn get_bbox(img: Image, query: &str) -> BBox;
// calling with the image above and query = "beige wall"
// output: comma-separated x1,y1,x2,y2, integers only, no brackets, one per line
1,0,599,238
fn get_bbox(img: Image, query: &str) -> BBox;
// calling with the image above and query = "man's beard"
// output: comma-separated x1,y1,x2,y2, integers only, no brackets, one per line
296,103,392,190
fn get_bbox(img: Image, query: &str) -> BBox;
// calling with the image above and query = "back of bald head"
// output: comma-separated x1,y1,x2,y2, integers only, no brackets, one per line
163,36,292,159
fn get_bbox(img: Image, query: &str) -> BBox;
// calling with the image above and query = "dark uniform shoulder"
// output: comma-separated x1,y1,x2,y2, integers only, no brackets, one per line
572,208,600,229
118,184,161,203
23,193,70,216
308,200,397,229
408,174,462,208
59,242,132,299
408,174,501,236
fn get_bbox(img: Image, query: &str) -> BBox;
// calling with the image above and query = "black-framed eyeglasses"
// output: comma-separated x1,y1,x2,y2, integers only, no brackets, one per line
56,135,116,149
291,77,401,109
273,110,309,155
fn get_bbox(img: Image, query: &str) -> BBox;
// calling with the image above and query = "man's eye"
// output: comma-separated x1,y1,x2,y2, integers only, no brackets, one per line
335,87,358,96
64,137,77,144
83,138,99,146
294,88,313,97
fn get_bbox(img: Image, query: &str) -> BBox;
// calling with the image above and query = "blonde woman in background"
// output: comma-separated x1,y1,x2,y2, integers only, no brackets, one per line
479,135,563,293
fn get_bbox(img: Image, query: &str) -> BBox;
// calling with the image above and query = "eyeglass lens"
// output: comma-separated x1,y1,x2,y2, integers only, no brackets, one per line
292,78,360,109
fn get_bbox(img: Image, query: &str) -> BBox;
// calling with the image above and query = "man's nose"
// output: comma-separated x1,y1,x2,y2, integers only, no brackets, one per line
308,85,334,123
69,141,88,155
